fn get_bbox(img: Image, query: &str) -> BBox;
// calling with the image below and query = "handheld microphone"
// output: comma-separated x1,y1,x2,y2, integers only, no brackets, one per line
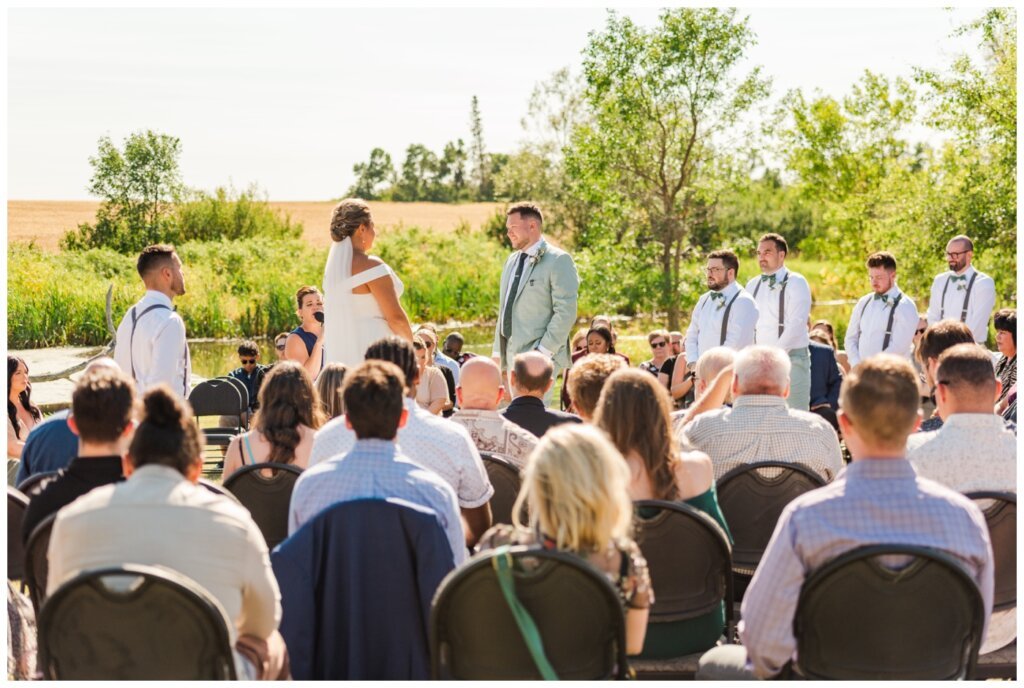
314,312,325,324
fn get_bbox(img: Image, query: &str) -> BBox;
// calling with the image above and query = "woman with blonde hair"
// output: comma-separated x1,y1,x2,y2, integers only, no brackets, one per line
412,335,449,415
477,424,652,655
224,361,326,477
314,362,348,420
594,367,731,658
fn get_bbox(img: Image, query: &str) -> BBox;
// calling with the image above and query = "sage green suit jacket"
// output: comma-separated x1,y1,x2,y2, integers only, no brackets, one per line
493,240,580,371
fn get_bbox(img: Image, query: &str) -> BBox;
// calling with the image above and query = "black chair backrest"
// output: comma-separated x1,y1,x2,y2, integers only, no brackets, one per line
222,462,303,549
16,470,60,498
716,461,825,574
188,379,244,423
24,512,57,616
795,544,984,680
198,479,242,504
8,487,29,581
38,564,237,680
216,376,250,412
480,453,522,526
633,500,733,635
965,491,1016,611
431,546,628,680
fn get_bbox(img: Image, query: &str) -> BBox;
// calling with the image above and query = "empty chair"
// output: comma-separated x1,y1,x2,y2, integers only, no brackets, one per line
222,462,302,549
480,453,522,526
38,564,237,680
188,379,245,438
431,546,629,680
16,470,59,498
632,500,734,659
24,512,56,615
8,487,29,581
217,376,250,421
794,544,984,680
716,461,825,576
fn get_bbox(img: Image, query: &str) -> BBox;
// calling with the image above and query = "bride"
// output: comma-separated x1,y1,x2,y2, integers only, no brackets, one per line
322,198,414,367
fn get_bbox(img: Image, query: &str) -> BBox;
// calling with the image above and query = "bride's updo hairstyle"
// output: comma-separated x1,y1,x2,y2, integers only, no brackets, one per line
128,384,203,475
330,198,373,242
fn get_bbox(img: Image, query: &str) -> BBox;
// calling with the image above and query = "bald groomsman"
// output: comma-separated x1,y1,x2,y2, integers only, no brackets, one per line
745,233,813,410
926,235,996,344
844,251,919,367
684,249,759,371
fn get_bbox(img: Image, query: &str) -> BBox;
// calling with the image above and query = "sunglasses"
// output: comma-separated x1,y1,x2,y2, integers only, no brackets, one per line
915,328,927,335
651,341,668,349
275,344,286,351
241,358,257,365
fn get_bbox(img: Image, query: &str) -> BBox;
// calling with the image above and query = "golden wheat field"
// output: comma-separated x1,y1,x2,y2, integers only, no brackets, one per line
6,200,504,250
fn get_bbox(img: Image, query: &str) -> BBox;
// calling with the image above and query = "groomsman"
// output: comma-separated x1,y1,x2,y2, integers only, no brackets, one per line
926,235,996,344
684,249,759,371
744,233,813,410
844,251,919,367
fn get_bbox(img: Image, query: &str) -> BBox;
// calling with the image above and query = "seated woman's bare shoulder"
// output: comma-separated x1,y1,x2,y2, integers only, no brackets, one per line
673,449,714,500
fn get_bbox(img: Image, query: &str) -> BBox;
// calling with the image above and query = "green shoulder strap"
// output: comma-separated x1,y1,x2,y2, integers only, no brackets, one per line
491,546,559,680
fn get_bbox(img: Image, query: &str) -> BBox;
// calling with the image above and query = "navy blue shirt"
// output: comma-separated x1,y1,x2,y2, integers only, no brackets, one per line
291,326,317,357
809,341,843,410
15,410,79,487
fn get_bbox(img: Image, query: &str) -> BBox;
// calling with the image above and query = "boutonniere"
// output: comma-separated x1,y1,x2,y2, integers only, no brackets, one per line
529,243,547,267
956,283,967,292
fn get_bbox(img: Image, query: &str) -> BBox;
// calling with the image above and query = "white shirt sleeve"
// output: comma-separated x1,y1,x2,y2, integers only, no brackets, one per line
722,295,759,351
967,274,996,343
883,297,919,359
149,316,187,394
845,297,867,367
778,276,813,351
684,295,706,364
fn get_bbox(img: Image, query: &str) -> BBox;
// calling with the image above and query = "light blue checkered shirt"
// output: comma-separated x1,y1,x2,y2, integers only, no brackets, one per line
739,458,994,679
288,438,466,564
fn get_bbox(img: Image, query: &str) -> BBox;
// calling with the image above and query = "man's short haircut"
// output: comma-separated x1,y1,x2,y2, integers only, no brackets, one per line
759,233,788,254
949,234,974,252
364,336,419,392
866,251,897,271
237,340,258,357
507,202,544,225
72,368,136,443
936,343,997,396
733,345,791,396
342,360,406,440
695,346,736,383
566,354,627,418
513,353,554,392
707,249,739,276
445,332,464,346
917,319,975,364
136,244,176,278
295,285,321,310
839,354,920,450
994,308,1016,346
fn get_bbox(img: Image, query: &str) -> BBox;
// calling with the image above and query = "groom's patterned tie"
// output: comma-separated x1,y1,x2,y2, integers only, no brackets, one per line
502,252,529,337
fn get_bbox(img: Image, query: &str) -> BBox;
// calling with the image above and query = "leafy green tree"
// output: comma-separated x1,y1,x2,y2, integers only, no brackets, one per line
438,139,469,201
348,147,395,200
393,144,440,201
564,8,770,328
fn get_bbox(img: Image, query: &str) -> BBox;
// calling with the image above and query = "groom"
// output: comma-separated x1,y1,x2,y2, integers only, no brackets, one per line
492,202,579,406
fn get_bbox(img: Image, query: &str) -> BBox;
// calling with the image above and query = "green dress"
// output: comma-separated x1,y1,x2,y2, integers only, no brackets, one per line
637,484,733,659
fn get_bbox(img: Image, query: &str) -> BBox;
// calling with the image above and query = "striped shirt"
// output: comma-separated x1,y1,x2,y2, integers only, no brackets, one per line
739,459,993,679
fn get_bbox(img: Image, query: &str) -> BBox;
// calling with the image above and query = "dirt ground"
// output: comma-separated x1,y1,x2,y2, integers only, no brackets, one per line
6,200,504,250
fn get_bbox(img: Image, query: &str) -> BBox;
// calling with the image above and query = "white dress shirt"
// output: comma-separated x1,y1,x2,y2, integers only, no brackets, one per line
684,281,759,364
926,266,996,344
113,290,191,398
843,284,918,367
744,266,812,351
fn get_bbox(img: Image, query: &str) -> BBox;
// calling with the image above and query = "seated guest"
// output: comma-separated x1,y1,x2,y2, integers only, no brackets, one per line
994,308,1016,412
442,332,476,367
21,366,136,544
449,358,538,470
227,340,269,414
638,329,676,390
697,355,994,680
570,328,588,357
47,385,287,680
502,351,581,438
683,346,843,482
413,336,449,415
915,319,977,432
669,331,684,357
285,286,325,378
1003,384,1017,425
289,361,465,564
314,362,347,421
808,333,844,434
477,424,653,656
309,337,493,547
561,325,629,411
564,353,628,421
224,361,325,477
909,317,935,419
810,319,849,374
416,328,457,416
594,368,732,657
8,356,42,485
273,332,290,361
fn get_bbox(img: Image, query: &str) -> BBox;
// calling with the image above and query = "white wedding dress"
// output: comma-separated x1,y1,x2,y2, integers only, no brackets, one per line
322,237,405,367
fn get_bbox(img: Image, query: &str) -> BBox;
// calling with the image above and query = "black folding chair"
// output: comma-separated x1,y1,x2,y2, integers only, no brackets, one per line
8,487,29,581
965,491,1016,615
38,564,237,680
430,546,629,680
480,453,523,526
717,461,825,577
793,544,984,680
16,470,60,498
198,478,241,504
24,512,56,616
223,462,303,549
216,376,250,428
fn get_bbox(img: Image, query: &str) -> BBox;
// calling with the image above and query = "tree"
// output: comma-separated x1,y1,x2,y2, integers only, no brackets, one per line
438,139,469,201
564,9,770,328
62,130,185,252
348,148,395,200
393,144,440,202
469,95,492,200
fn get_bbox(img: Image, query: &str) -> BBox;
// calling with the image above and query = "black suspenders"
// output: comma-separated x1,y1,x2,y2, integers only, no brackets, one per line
939,272,978,322
130,303,189,397
719,291,742,345
858,293,903,351
752,276,789,339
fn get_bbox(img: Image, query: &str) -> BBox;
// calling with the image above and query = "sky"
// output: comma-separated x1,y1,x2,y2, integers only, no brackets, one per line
7,6,984,200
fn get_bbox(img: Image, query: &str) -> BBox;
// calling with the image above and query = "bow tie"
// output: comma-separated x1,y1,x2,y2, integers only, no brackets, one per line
951,274,967,282
873,293,889,303
760,274,777,286
709,291,726,302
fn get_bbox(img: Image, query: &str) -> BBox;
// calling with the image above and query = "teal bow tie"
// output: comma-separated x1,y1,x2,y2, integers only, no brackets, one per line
951,274,967,282
710,291,725,302
873,293,889,303
760,274,777,286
